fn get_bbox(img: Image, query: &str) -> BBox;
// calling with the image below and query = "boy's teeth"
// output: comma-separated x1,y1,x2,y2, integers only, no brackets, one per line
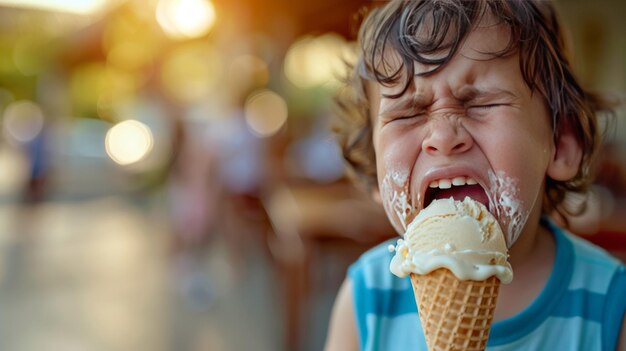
438,179,452,189
452,176,466,186
429,176,478,189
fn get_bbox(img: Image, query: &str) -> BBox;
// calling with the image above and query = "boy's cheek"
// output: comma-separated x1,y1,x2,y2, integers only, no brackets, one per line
377,166,416,235
485,169,534,247
374,133,426,233
379,191,412,235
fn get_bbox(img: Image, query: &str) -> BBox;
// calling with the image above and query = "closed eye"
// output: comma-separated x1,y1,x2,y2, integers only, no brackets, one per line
393,107,428,120
468,104,503,110
466,103,507,117
395,112,425,120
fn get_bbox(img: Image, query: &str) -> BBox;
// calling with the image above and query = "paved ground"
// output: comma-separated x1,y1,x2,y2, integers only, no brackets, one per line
0,195,283,351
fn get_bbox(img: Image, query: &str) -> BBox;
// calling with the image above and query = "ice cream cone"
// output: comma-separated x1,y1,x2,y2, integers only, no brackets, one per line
390,198,512,350
410,268,500,351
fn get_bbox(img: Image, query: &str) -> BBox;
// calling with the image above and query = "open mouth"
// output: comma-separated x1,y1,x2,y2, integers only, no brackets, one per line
424,176,490,210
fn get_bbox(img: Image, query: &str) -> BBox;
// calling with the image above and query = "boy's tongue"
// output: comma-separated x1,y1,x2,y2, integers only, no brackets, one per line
431,184,490,210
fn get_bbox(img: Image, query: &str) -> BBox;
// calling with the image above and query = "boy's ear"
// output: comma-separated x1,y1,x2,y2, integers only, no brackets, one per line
546,121,583,181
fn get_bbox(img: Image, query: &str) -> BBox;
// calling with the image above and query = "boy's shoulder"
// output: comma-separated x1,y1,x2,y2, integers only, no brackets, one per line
552,224,626,350
565,229,622,264
553,222,624,278
547,220,624,287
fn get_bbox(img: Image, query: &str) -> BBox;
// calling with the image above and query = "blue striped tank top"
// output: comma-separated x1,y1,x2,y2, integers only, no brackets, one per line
348,219,626,350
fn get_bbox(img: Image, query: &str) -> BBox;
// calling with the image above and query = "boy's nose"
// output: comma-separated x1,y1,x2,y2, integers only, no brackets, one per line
421,117,473,156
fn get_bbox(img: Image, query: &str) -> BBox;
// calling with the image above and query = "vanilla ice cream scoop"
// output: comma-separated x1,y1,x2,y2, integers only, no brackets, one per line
390,197,513,283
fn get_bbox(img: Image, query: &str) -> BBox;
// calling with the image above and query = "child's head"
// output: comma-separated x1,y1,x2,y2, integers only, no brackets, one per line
334,0,610,245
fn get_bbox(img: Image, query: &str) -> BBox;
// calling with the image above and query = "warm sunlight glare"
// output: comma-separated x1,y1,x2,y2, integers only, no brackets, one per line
156,0,216,40
105,119,154,165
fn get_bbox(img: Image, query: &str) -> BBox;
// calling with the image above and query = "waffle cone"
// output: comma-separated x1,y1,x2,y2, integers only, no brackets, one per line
410,269,500,351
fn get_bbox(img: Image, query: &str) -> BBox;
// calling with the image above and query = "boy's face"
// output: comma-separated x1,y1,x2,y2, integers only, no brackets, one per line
370,21,555,246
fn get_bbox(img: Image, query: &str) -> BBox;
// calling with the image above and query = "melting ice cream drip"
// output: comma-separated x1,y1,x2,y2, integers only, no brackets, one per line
380,171,415,232
388,197,514,283
486,170,530,247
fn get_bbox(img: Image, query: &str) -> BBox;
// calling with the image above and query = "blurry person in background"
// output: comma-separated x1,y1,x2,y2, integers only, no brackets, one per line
21,120,50,204
168,117,220,309
167,98,270,309
1,99,51,205
169,120,220,253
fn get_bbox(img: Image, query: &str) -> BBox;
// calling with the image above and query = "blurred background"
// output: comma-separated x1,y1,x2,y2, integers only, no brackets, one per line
0,0,623,350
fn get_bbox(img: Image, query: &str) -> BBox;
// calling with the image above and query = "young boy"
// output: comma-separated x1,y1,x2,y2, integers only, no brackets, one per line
325,0,626,350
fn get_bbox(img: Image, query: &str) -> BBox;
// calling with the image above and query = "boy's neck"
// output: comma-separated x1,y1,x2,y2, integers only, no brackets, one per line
507,208,552,267
495,210,556,321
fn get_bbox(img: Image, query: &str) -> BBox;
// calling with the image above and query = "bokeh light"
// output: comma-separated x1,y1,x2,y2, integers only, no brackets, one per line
105,119,154,166
156,0,217,40
244,89,288,137
284,33,355,89
2,100,45,144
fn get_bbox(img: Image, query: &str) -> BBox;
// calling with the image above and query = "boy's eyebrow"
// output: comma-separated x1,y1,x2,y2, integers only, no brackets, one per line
378,94,432,116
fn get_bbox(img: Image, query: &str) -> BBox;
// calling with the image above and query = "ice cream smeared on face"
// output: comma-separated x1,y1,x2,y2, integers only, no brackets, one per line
390,197,513,283
380,170,417,232
487,170,530,247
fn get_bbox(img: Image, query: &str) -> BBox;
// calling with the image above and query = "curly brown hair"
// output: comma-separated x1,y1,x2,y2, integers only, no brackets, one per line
333,0,615,222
